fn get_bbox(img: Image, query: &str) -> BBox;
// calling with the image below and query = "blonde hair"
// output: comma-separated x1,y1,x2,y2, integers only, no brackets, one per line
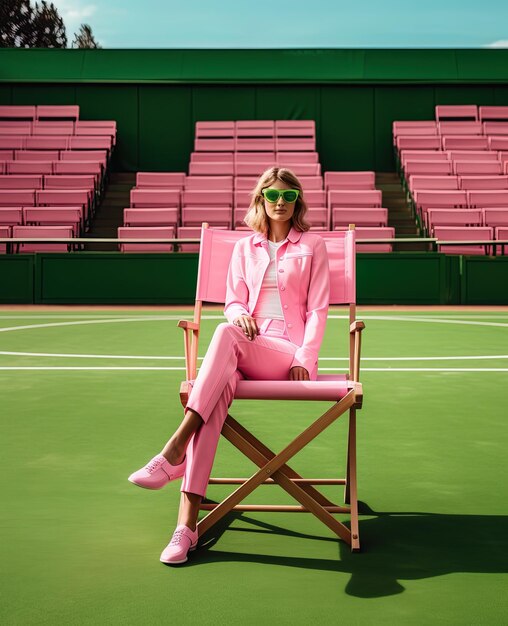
243,166,311,234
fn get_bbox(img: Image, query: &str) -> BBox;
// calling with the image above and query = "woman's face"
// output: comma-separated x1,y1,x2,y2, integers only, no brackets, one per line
262,180,297,226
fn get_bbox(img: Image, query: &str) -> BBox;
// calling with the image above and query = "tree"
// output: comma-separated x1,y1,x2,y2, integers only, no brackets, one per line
0,0,35,48
72,24,100,49
31,1,67,48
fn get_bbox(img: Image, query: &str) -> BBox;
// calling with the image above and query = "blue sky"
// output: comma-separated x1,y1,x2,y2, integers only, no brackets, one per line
52,0,508,49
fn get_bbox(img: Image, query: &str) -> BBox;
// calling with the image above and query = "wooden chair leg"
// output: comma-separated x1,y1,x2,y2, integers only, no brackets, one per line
344,408,352,505
347,408,360,551
197,389,356,543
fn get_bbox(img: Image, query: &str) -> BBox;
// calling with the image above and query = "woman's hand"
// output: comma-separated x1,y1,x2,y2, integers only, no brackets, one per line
233,315,259,341
289,366,310,381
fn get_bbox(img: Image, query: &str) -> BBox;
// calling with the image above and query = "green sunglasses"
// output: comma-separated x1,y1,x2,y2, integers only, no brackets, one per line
262,188,300,204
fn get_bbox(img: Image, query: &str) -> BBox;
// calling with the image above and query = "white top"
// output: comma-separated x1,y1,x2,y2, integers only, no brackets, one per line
252,240,285,321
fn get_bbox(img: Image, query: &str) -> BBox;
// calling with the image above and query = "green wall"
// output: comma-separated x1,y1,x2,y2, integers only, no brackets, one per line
1,49,508,172
1,252,506,305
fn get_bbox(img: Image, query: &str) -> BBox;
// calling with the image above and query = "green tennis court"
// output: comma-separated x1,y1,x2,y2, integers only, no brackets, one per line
1,307,507,625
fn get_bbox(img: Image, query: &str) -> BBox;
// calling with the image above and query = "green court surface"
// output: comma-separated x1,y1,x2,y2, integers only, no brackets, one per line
1,307,507,625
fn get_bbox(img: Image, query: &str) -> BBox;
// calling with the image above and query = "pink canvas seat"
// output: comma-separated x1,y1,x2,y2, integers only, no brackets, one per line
396,136,441,151
178,224,363,550
298,175,323,191
442,136,489,151
25,136,69,151
435,105,478,121
181,207,232,228
305,190,327,207
468,190,508,208
495,227,508,254
483,208,508,227
236,138,275,151
332,208,388,228
182,190,233,207
409,175,459,192
0,190,35,206
453,160,503,176
7,160,54,175
0,137,26,150
23,207,83,235
0,175,43,189
427,209,483,233
185,176,233,191
354,226,395,252
12,225,74,252
136,173,186,188
191,152,234,163
235,162,276,176
479,106,508,121
404,160,453,176
488,136,508,151
437,122,483,135
176,225,227,252
434,226,493,255
130,189,180,208
117,226,175,252
329,190,382,208
194,138,235,152
324,172,375,191
275,151,319,163
189,162,235,176
277,163,321,177
36,105,79,121
0,106,36,121
459,176,508,190
0,207,23,226
123,208,178,227
483,122,508,135
0,225,10,253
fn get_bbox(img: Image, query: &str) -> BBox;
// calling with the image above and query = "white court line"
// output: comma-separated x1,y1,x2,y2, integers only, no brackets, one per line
1,350,508,361
1,367,507,372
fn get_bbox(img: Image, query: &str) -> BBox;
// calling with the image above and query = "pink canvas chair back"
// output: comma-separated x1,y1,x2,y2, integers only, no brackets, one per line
195,226,356,305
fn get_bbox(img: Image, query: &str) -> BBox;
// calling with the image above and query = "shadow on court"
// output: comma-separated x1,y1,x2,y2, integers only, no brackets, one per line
185,502,508,598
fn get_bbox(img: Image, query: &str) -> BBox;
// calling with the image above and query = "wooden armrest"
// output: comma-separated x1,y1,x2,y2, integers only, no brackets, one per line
178,320,199,331
349,320,365,333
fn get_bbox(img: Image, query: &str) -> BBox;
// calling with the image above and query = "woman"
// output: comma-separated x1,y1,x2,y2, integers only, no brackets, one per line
128,166,330,565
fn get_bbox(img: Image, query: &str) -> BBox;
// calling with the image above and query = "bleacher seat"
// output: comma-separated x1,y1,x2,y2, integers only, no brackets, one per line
0,105,36,121
483,208,508,227
0,225,10,253
118,226,175,252
404,160,454,176
483,122,508,135
453,161,503,175
468,190,508,207
458,176,508,191
23,207,83,235
479,106,508,122
434,226,493,255
437,122,483,135
328,190,382,208
0,175,43,189
36,105,79,121
12,225,74,252
495,227,508,254
130,189,180,208
435,105,478,121
6,161,54,175
355,226,395,252
185,176,233,191
0,207,23,226
324,172,376,191
409,175,459,191
189,162,235,176
332,208,388,229
441,136,489,151
123,208,178,227
0,190,35,206
136,173,186,188
426,209,483,234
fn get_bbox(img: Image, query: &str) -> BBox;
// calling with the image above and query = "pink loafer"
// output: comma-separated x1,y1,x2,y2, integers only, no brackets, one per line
128,454,186,490
160,524,198,565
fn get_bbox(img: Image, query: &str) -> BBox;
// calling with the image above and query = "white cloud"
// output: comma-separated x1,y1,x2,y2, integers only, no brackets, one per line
51,1,98,32
484,40,508,48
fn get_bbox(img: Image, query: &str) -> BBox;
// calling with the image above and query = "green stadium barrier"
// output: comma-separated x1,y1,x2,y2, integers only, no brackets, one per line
0,254,34,303
460,256,508,305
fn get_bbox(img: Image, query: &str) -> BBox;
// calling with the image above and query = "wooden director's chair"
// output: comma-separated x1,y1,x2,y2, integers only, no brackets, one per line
178,224,364,551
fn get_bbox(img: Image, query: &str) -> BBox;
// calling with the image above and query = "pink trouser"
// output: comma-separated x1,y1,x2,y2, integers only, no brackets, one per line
181,319,298,497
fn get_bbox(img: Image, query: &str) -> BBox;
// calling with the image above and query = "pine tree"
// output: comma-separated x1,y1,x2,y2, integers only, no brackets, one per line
0,0,35,48
31,1,67,48
72,24,101,49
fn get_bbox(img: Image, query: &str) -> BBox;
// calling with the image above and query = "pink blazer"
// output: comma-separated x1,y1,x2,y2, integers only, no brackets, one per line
224,226,330,378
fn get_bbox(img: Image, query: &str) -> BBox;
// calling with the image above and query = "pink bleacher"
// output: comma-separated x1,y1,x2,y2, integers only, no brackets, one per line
12,225,74,252
15,150,60,161
195,121,235,137
123,208,178,227
435,105,478,121
234,152,275,164
299,175,323,190
0,190,35,206
453,160,503,175
236,137,275,151
483,122,508,135
235,177,257,191
130,189,180,208
32,124,73,136
25,136,69,151
276,151,319,163
400,151,450,169
489,136,508,151
181,190,233,207
306,207,329,229
396,136,441,151
437,122,483,135
392,126,438,141
305,190,326,207
235,162,275,176
441,136,489,151
176,226,226,252
36,105,79,121
468,190,508,207
136,173,186,188
0,137,26,150
409,175,459,191
234,190,251,209
278,163,321,176
44,174,95,190
0,225,9,253
404,160,454,176
6,160,54,175
36,190,90,222
434,226,493,255
483,208,508,227
68,136,113,153
23,207,82,235
181,207,232,228
185,176,233,191
332,208,388,229
117,227,175,253
0,106,37,120
458,176,508,191
355,226,395,253
0,207,23,226
195,138,235,152
324,172,375,191
447,150,498,161
0,174,43,189
426,209,483,234
328,190,382,208
191,152,234,163
496,227,508,254
479,106,508,121
189,161,235,176
274,121,315,152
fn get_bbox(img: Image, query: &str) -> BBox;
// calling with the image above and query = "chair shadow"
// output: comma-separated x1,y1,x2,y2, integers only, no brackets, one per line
186,501,508,598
